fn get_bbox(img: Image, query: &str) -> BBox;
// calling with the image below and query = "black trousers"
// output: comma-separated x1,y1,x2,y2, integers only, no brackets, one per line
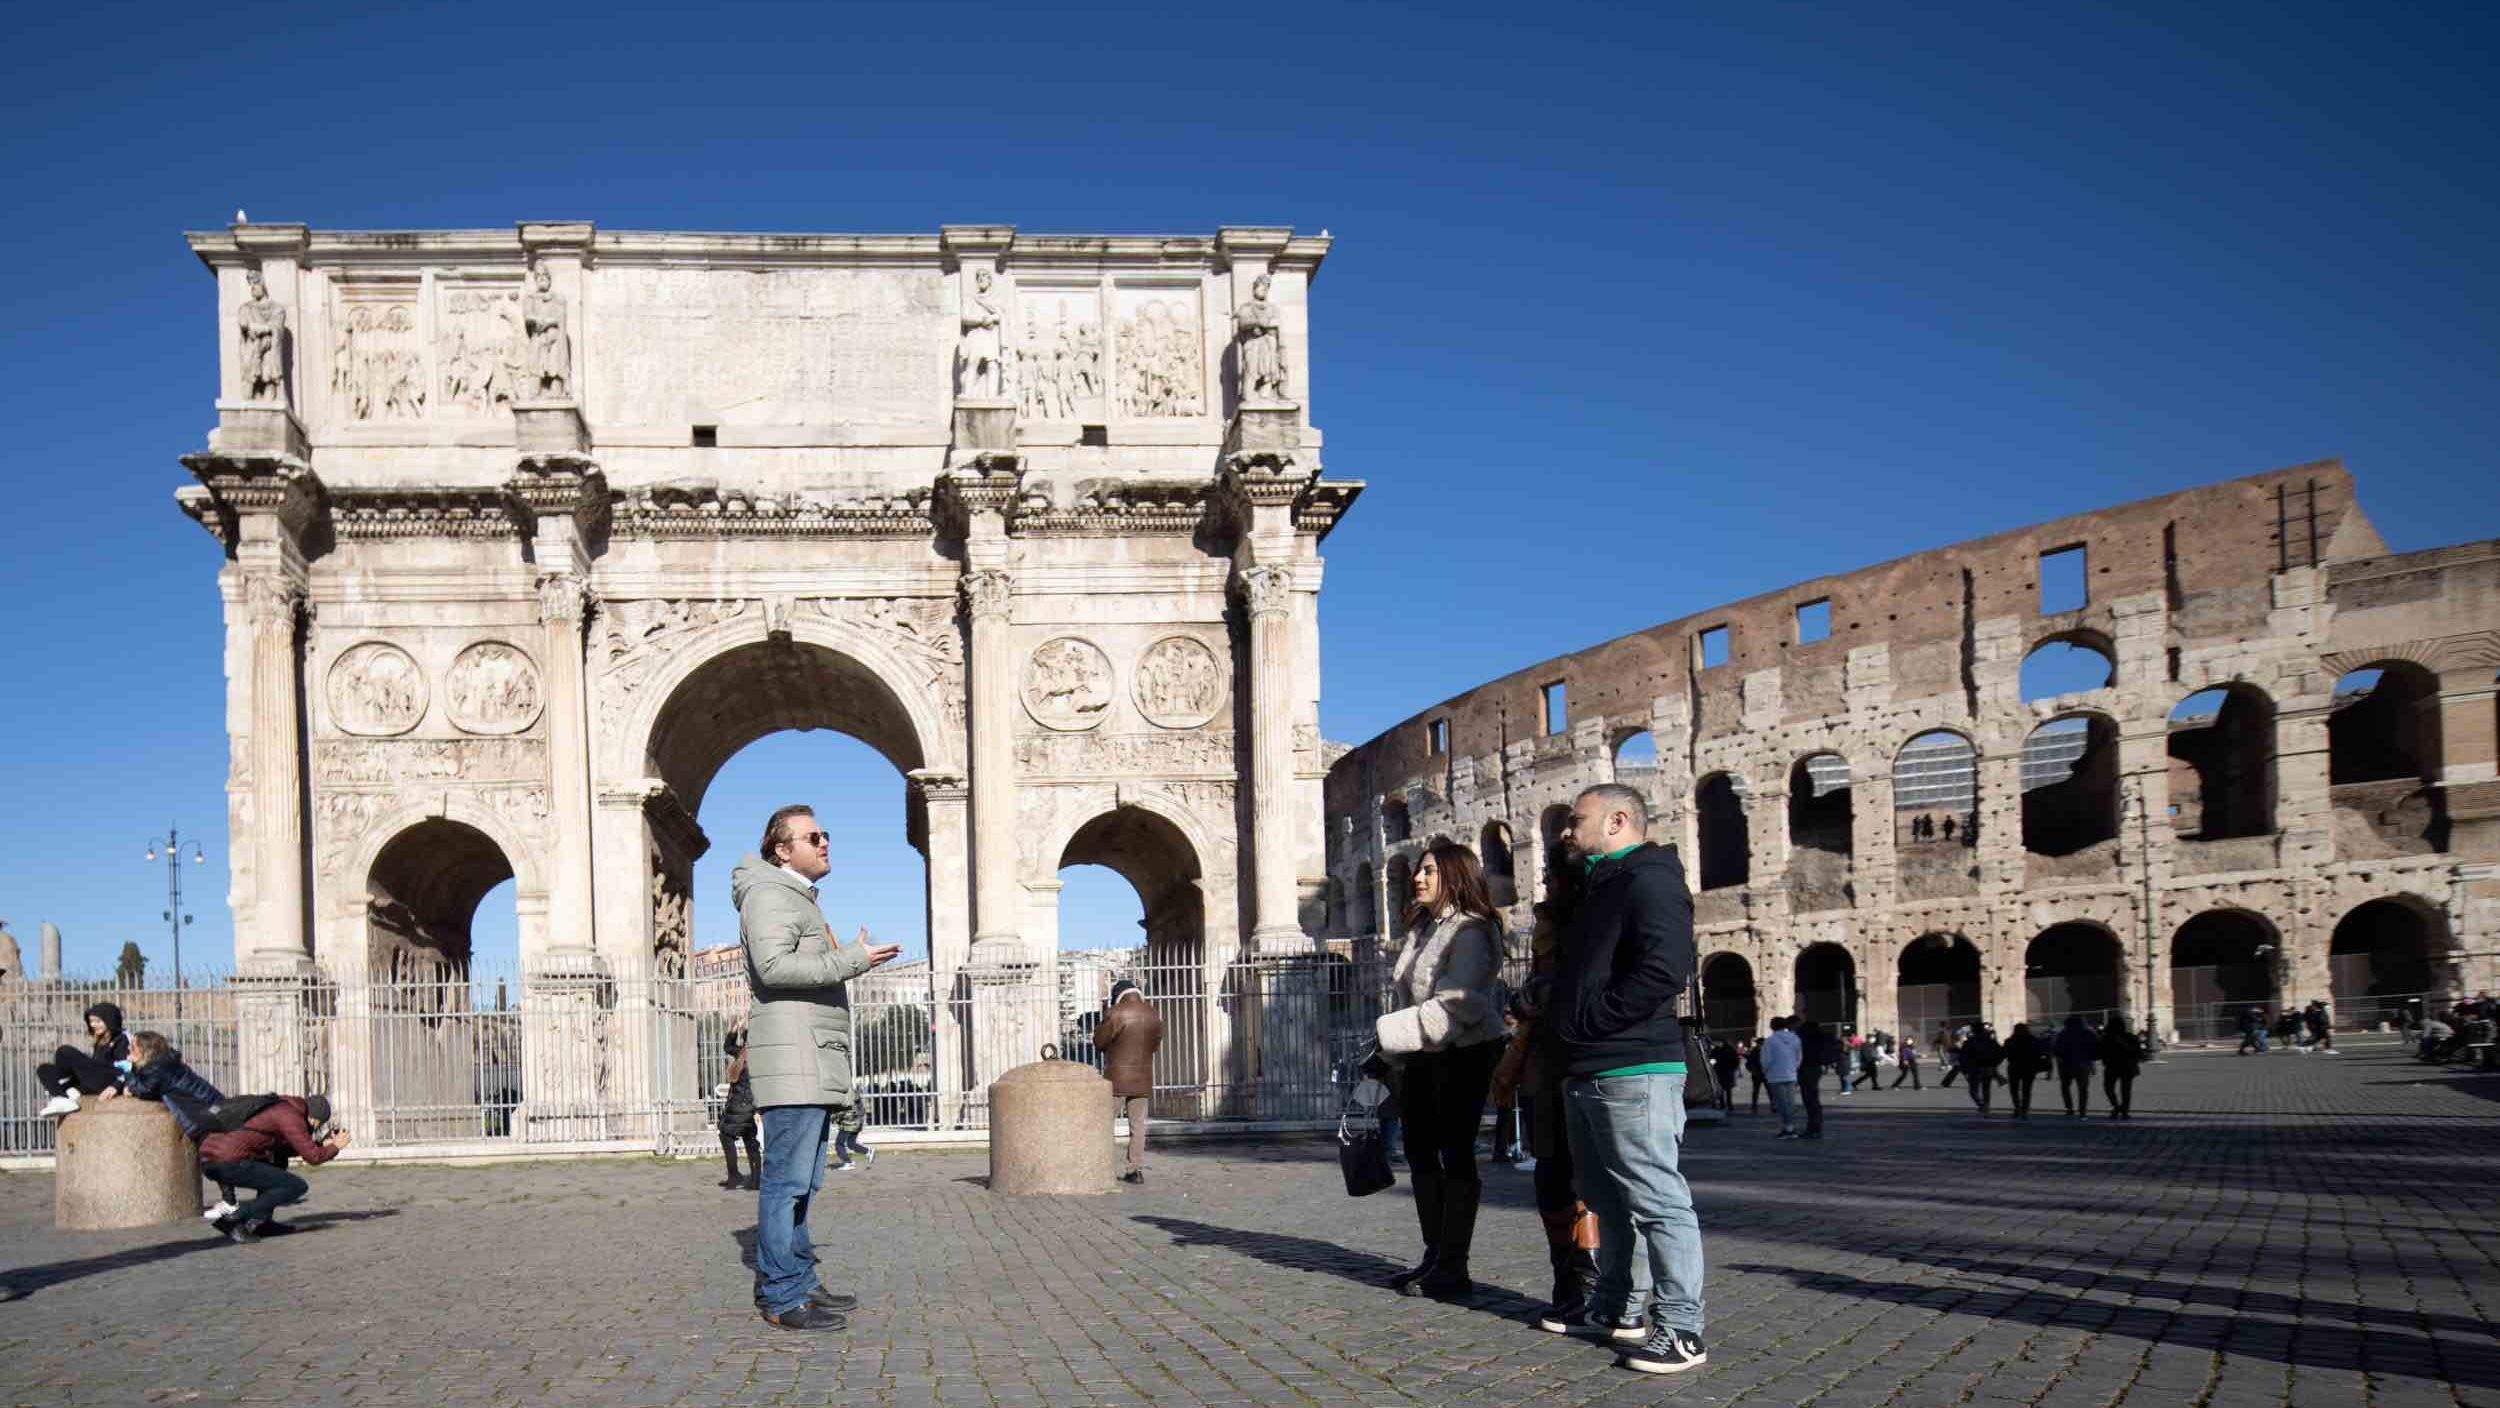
1891,1059,1922,1089
37,1047,118,1097
2059,1067,2092,1114
1400,1041,1503,1262
1746,1073,1765,1112
2009,1071,2037,1117
2103,1071,2135,1115
1800,1068,1825,1133
1965,1065,1995,1112
201,1160,308,1223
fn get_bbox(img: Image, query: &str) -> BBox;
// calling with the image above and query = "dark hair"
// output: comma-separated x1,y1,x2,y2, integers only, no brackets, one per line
130,1030,171,1064
1403,842,1499,930
1769,1015,1789,1031
760,804,816,865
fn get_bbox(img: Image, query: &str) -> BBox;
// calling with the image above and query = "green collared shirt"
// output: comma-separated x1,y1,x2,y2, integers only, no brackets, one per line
1595,1060,1686,1078
1581,843,1642,874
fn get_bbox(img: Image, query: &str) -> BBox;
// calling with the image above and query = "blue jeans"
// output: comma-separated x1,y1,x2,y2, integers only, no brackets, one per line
1564,1072,1706,1334
201,1160,308,1223
755,1104,833,1314
1767,1079,1801,1133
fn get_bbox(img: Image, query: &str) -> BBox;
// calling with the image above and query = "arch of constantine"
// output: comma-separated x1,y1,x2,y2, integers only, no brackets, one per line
176,220,1356,1144
1325,464,2500,1043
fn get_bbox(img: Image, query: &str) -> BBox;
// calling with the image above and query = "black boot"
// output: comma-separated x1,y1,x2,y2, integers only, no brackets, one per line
1536,1247,1599,1332
1389,1169,1444,1289
1412,1180,1481,1299
719,1134,744,1188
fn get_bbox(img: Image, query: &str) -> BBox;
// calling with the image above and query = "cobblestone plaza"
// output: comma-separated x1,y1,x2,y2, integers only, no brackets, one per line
5,1040,2493,1407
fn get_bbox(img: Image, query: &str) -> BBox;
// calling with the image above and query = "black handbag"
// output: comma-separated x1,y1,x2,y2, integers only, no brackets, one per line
1338,1108,1394,1197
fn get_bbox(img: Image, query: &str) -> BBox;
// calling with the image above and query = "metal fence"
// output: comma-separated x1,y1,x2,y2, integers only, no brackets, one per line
5,950,1423,1161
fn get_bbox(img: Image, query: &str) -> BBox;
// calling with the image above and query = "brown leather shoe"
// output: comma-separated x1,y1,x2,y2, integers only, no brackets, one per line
760,1303,847,1331
807,1286,859,1313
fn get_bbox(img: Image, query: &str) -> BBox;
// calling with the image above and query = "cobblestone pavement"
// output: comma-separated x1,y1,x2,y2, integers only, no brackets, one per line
4,1040,2496,1408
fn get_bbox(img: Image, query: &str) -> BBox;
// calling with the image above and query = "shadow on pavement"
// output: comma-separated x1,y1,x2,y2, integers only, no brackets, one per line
1132,1214,1542,1321
0,1208,397,1298
1724,1261,2499,1389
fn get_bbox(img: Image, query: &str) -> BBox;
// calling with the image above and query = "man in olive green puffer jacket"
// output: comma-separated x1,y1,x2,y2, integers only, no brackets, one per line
737,803,901,1331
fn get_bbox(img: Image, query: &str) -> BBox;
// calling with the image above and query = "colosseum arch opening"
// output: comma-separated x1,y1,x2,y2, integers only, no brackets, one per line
2020,632,2116,704
1897,933,1982,1037
2169,909,2278,1040
1480,821,1516,906
1613,729,1662,817
1700,952,1759,1042
1794,942,1857,1029
2021,713,2120,866
2167,685,2277,842
1695,772,1751,891
1895,731,1978,899
2025,923,2127,1024
2329,897,2447,1019
2329,662,2449,856
1786,753,1853,911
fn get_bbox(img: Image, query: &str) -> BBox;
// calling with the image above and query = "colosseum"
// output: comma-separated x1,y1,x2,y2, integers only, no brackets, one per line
1323,459,2499,1045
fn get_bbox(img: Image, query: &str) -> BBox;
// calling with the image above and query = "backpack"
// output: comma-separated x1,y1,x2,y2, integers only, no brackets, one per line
198,1094,283,1135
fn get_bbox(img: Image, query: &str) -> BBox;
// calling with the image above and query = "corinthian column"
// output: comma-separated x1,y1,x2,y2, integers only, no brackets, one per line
963,567,1023,960
539,572,596,957
1239,562,1309,952
242,572,308,968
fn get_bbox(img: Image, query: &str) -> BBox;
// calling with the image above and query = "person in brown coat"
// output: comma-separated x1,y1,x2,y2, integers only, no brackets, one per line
1096,979,1165,1184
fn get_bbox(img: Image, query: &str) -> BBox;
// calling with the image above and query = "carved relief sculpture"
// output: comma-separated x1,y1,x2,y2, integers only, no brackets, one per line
445,641,545,735
1014,289,1103,420
1234,274,1289,402
1117,292,1204,417
1133,635,1227,729
439,286,526,415
1021,636,1115,731
326,642,427,736
955,269,1005,399
237,271,289,404
524,268,572,400
332,299,426,421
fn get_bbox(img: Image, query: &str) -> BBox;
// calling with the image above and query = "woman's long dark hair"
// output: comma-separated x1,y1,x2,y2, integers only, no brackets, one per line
1403,842,1500,931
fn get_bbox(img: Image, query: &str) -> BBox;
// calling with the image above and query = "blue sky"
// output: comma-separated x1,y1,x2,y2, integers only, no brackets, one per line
3,1,2494,977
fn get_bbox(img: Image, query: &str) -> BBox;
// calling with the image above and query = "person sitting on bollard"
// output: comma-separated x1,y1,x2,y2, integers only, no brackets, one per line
1095,978,1165,1185
111,1030,243,1222
36,1002,129,1117
195,1094,350,1243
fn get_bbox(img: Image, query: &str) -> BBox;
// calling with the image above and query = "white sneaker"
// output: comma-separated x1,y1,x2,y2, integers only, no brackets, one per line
203,1200,238,1223
39,1093,79,1117
856,1146,875,1167
1513,1156,1539,1172
830,1160,857,1173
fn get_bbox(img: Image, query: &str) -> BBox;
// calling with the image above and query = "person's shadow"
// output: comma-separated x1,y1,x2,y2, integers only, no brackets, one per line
0,1209,398,1299
1131,1215,1540,1320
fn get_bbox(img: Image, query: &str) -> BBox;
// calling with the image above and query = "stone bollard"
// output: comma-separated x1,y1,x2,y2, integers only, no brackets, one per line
988,1044,1112,1195
54,1098,200,1231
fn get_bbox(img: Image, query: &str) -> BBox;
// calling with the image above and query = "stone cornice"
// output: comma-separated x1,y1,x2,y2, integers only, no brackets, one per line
330,487,523,541
1018,480,1214,538
178,452,324,548
609,481,936,540
1297,479,1364,541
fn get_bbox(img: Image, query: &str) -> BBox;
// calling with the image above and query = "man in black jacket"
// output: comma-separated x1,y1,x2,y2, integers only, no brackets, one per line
1551,783,1707,1376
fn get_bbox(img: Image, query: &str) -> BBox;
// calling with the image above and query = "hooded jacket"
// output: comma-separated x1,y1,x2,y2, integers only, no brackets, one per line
1095,986,1165,1099
734,854,877,1110
1550,842,1696,1080
84,1002,131,1073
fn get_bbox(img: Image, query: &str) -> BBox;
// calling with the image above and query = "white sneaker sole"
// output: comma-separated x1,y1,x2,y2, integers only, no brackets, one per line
1620,1349,1708,1375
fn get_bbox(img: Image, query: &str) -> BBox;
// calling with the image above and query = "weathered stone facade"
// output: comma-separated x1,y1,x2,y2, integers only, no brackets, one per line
176,220,1355,1134
1325,463,2500,1041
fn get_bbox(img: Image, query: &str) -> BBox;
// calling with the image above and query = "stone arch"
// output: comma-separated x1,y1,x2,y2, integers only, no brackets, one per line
2167,683,2276,840
1894,729,1979,896
1052,800,1209,967
1381,797,1412,844
1897,932,1982,1036
1385,854,1414,931
1700,951,1758,1041
2021,712,2121,859
1694,772,1750,891
1794,941,1857,1029
1353,861,1377,935
2329,894,2451,1018
2020,629,2116,704
2329,660,2443,785
1612,727,1661,812
2024,921,2126,1023
337,797,550,975
2168,908,2279,1040
1480,820,1516,906
1786,752,1852,912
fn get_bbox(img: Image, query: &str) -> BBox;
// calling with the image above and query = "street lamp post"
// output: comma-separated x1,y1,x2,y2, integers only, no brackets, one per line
143,827,206,1021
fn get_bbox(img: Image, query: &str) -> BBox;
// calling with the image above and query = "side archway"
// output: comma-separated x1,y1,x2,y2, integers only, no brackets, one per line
1700,952,1758,1041
2025,922,2125,1024
1897,933,1982,1037
2169,909,2278,1040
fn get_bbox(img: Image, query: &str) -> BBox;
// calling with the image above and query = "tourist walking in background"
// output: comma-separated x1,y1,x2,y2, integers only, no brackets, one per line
718,1021,760,1190
1850,1032,1883,1092
1710,1040,1741,1112
1760,1017,1803,1137
1743,1038,1767,1114
736,803,903,1332
1553,783,1709,1374
1959,1022,2004,1116
1890,1034,1922,1089
2002,1022,2048,1120
2303,1000,2336,1054
1375,842,1509,1301
195,1093,350,1243
1938,1025,1964,1088
1796,1020,1831,1137
2053,1014,2099,1117
2237,1005,2269,1054
35,1002,128,1117
2099,1014,2143,1118
1096,977,1165,1185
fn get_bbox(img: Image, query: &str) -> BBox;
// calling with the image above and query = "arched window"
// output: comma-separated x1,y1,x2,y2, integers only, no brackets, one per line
1787,753,1853,858
1353,862,1376,935
1613,730,1660,811
2167,686,2276,840
1694,772,1750,891
2021,713,2120,858
2024,923,2125,1023
1381,798,1411,844
2021,633,2116,704
1893,730,1976,849
1793,943,1857,1028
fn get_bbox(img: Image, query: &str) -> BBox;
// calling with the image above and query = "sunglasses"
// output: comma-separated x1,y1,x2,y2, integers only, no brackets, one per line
794,831,830,848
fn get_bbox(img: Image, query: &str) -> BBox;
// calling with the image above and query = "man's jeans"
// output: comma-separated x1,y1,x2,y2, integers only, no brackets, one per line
1564,1072,1706,1335
1767,1079,1801,1133
755,1104,834,1314
201,1160,308,1223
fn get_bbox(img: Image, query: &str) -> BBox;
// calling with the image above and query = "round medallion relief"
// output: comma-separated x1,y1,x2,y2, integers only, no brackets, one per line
445,641,545,735
326,641,426,737
1020,636,1115,732
1132,634,1226,729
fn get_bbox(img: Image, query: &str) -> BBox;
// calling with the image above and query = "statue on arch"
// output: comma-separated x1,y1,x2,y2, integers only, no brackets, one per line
237,270,289,404
956,268,1004,400
524,267,572,399
1234,273,1289,403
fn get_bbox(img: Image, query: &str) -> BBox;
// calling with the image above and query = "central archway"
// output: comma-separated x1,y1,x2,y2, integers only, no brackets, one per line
2169,910,2276,1040
1897,933,1981,1037
2025,922,2124,1024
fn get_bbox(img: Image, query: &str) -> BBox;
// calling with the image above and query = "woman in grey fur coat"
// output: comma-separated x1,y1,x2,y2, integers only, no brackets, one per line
1375,841,1509,1300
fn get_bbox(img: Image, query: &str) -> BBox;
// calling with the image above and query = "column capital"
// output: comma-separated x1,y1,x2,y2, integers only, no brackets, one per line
909,768,971,805
962,566,1015,622
537,571,590,625
240,572,306,630
1234,562,1296,621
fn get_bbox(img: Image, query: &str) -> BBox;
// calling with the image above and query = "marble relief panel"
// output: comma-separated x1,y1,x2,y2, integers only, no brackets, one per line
434,277,527,416
328,279,427,422
1012,284,1104,421
1113,284,1206,418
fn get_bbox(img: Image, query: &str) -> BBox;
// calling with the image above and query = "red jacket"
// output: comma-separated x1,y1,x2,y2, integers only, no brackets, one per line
197,1097,339,1168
